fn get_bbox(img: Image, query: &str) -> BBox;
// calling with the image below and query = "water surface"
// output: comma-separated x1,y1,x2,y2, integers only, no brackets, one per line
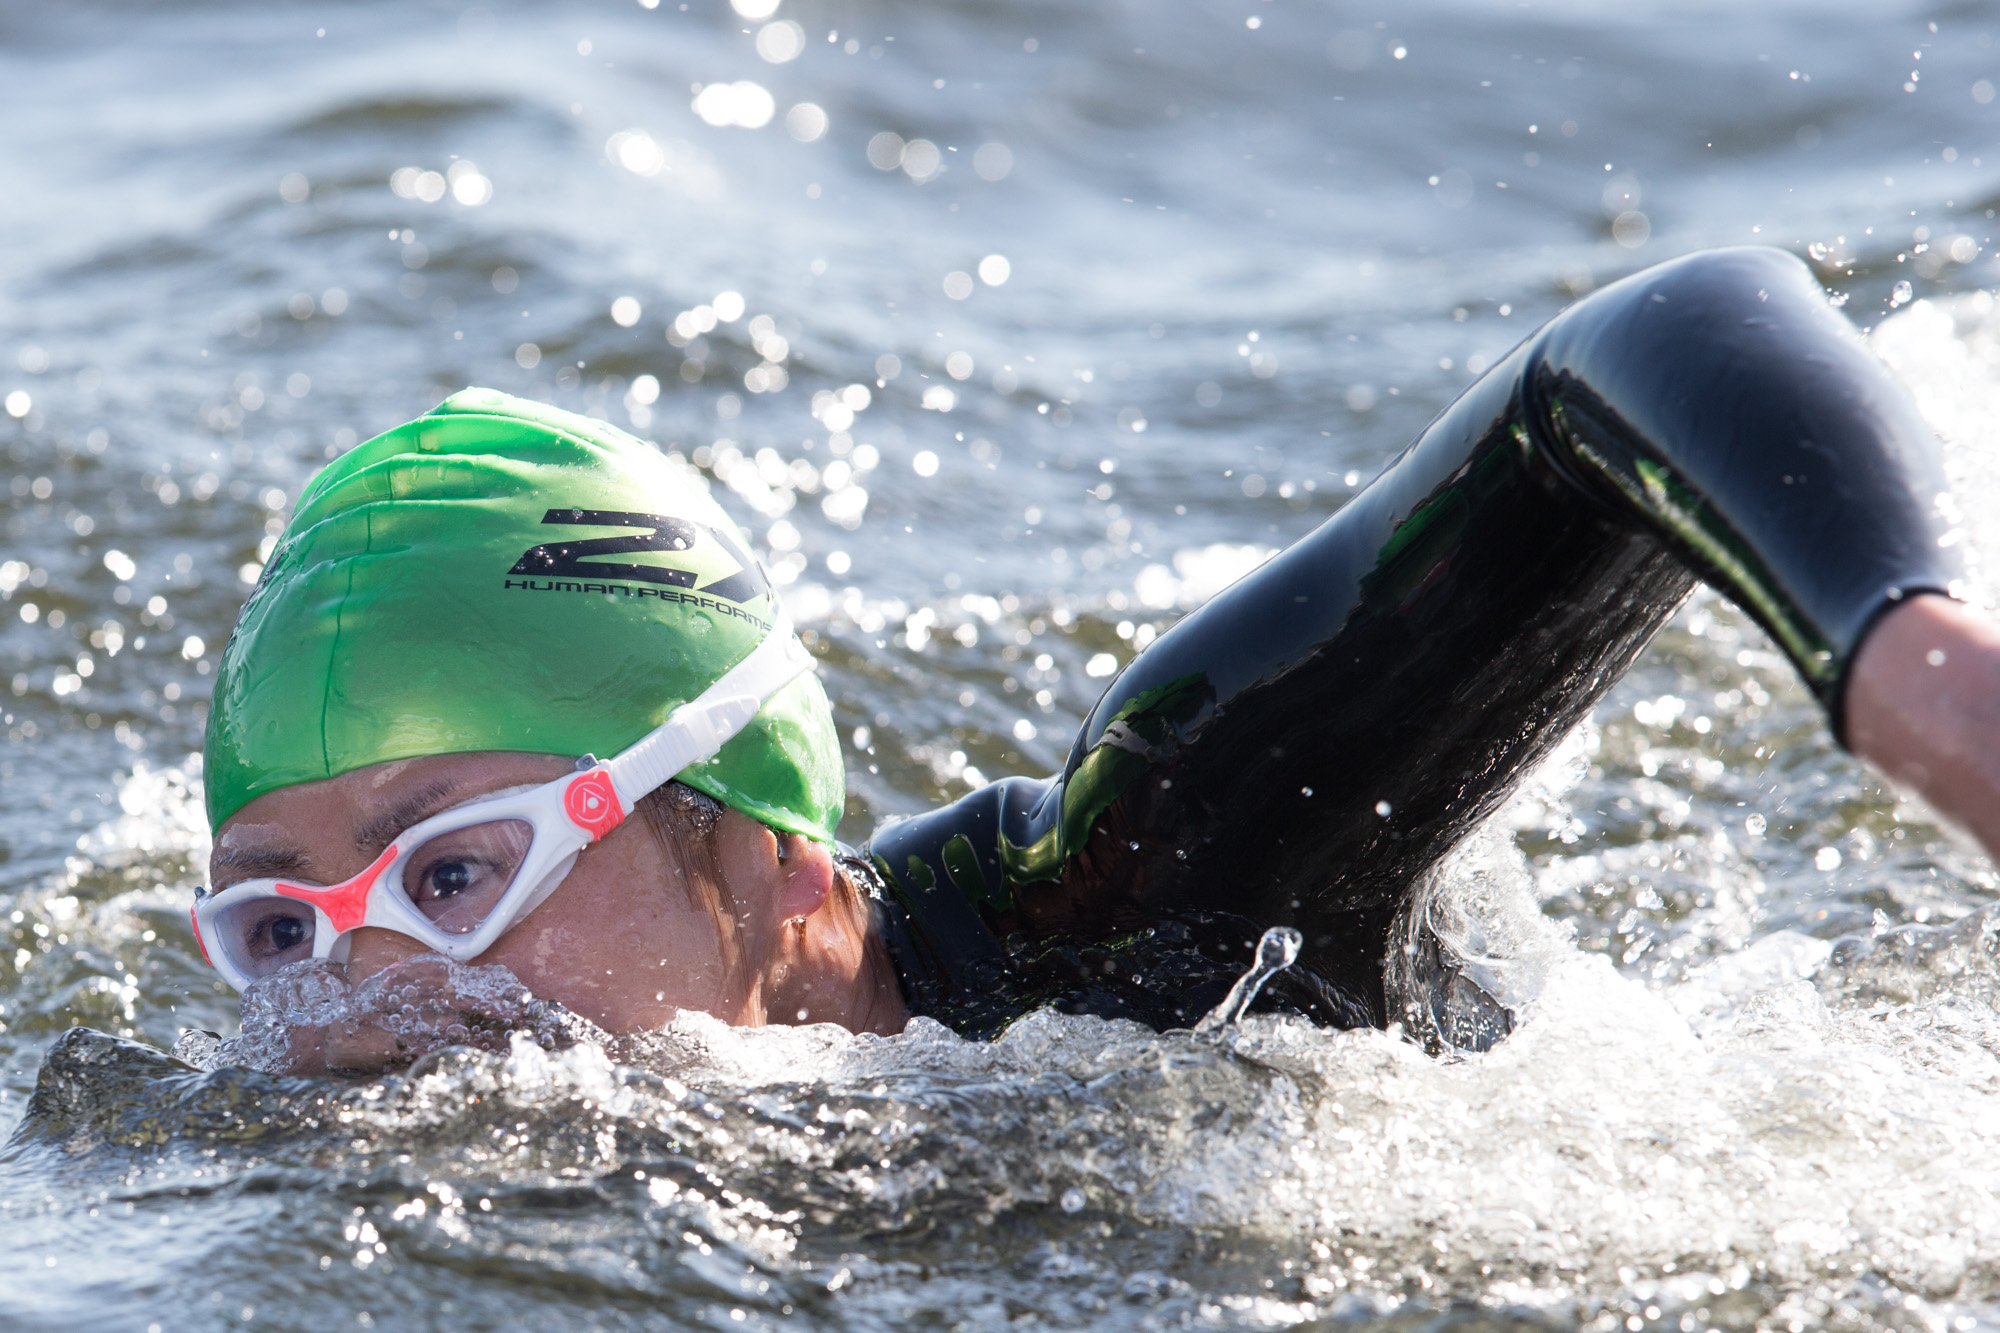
5,0,2000,1328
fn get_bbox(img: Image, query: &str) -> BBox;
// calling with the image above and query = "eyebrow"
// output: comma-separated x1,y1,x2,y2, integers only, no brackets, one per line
210,844,312,889
354,779,465,857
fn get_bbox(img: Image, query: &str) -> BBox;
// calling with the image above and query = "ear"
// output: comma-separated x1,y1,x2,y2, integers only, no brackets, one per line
713,809,833,927
772,835,833,923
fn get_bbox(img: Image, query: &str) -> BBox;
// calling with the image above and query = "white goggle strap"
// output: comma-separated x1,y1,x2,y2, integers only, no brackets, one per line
602,612,814,812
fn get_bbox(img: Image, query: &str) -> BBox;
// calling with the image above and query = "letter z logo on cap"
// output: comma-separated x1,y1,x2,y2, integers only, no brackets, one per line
508,509,770,604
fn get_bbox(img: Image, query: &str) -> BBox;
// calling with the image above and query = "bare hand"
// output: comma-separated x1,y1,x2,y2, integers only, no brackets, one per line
1845,594,2000,862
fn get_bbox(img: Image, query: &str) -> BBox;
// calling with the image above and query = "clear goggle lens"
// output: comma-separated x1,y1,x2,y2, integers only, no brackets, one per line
397,818,535,936
212,895,318,980
211,819,537,980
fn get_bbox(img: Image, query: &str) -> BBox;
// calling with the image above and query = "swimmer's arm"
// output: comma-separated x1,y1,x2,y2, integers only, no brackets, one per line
1845,594,2000,862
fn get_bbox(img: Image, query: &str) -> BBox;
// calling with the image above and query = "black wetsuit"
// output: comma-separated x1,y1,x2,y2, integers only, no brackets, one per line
852,247,1961,1045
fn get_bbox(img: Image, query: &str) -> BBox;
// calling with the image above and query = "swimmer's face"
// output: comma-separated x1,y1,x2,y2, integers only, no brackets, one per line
210,752,873,1073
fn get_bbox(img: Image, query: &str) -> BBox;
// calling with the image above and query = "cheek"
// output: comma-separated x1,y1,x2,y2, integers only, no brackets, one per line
476,841,736,1026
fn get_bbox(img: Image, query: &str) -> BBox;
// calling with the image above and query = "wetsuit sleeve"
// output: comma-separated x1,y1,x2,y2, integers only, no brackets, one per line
864,247,1960,1037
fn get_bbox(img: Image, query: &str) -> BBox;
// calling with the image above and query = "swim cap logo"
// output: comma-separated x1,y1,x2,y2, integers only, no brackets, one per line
508,509,770,605
563,770,624,841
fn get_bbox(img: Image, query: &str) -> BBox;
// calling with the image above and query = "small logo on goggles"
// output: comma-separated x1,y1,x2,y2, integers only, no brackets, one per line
564,770,624,840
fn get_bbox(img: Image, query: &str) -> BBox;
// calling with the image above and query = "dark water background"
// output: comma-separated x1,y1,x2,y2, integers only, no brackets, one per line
6,0,2000,1328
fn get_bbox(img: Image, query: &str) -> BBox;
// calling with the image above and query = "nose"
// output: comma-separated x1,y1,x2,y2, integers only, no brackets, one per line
317,1016,407,1076
340,925,430,985
314,927,440,1076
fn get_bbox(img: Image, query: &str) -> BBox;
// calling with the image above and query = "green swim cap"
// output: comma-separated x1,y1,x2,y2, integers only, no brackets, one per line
203,387,843,840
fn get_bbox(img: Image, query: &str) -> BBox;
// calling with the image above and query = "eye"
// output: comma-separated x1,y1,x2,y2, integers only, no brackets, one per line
400,819,534,934
423,860,476,900
410,855,499,905
245,910,312,961
213,897,318,978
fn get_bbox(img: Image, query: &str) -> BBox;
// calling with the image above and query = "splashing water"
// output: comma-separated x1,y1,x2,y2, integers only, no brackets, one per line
177,954,605,1078
8,0,2000,1328
1195,926,1303,1036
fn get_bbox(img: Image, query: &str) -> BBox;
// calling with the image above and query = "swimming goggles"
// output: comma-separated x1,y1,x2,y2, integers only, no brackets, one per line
191,614,813,992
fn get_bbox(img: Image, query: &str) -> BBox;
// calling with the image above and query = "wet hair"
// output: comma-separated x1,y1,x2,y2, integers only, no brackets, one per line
632,781,860,945
634,782,733,957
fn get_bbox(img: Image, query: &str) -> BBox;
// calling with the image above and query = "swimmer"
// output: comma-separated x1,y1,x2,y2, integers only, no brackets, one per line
195,247,2000,1068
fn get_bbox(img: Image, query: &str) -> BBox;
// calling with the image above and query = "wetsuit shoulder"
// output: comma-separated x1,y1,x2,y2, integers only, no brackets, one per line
866,247,1959,1043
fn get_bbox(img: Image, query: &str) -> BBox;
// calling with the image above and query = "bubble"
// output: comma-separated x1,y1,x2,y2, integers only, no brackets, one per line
729,0,779,17
4,391,30,418
712,291,745,322
1345,384,1375,412
921,386,957,412
825,550,851,576
1601,174,1641,216
900,139,941,181
755,19,804,62
608,130,665,176
414,171,446,203
973,142,1013,181
693,82,775,130
945,352,974,380
912,450,939,477
515,343,542,369
17,347,48,374
876,353,902,380
321,287,349,315
611,296,642,327
866,132,906,170
821,486,868,528
785,102,827,142
942,271,973,301
278,172,310,204
840,384,871,410
447,162,493,206
1086,653,1118,678
1060,1188,1087,1214
676,305,718,337
286,373,311,398
629,374,660,405
1612,211,1651,248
